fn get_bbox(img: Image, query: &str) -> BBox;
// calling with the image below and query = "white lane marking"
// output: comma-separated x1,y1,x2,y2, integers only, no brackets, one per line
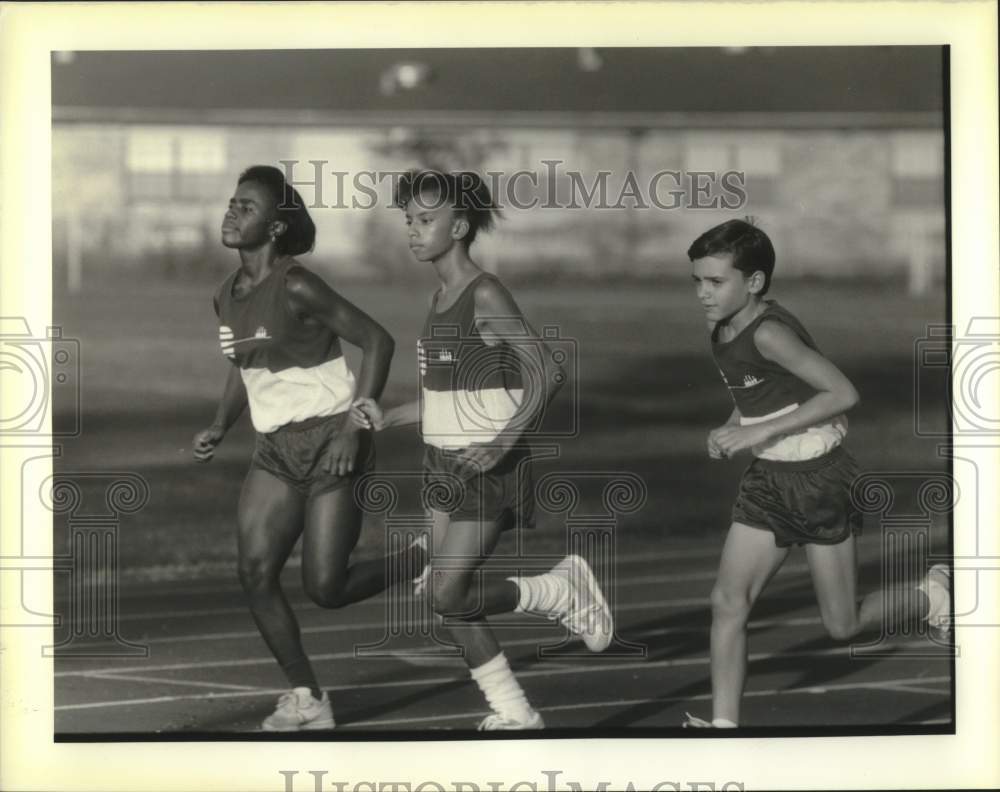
79,541,891,605
87,547,730,601
55,641,945,711
348,675,954,728
86,673,263,692
87,563,737,622
880,684,950,696
57,602,825,676
58,565,814,648
59,616,822,678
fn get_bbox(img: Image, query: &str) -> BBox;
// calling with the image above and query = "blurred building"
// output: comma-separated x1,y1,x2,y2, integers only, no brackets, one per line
52,48,945,290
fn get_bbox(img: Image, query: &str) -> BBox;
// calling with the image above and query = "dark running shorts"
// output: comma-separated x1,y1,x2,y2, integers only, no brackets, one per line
250,411,375,498
422,443,535,531
732,445,862,548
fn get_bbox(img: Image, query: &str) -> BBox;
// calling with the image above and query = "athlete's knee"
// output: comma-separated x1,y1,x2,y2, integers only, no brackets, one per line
822,614,861,642
710,585,753,625
303,573,349,610
238,557,282,595
430,571,476,617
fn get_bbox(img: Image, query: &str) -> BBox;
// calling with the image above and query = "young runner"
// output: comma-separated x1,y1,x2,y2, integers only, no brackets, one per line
682,218,951,728
351,170,613,730
193,165,425,731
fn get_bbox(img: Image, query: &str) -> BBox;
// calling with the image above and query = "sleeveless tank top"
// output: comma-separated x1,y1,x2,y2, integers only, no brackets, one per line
419,273,524,449
712,300,847,461
215,260,356,433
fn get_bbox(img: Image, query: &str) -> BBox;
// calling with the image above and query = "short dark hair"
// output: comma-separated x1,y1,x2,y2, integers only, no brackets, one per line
687,218,776,295
393,170,500,246
237,165,316,257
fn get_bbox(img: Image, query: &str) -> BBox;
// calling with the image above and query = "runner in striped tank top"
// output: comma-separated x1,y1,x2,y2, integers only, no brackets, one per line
351,170,614,731
681,219,952,729
192,166,427,732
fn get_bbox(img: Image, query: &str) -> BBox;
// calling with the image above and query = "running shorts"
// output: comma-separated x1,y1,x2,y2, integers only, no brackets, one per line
250,412,375,498
732,445,863,548
422,443,535,531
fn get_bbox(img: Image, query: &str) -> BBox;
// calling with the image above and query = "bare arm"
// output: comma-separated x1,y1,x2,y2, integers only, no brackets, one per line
193,364,247,462
213,364,248,431
454,278,565,469
285,266,395,403
473,279,565,438
707,406,741,459
753,322,858,433
381,400,421,429
350,294,434,434
285,266,395,475
713,321,858,457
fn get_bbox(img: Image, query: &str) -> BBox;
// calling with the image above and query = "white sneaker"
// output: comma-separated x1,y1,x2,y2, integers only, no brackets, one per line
262,687,335,731
918,563,952,637
413,566,430,597
412,535,430,598
477,709,545,731
682,711,714,728
551,555,614,652
682,711,737,728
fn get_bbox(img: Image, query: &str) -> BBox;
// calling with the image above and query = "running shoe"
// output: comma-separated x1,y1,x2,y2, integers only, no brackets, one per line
682,712,714,728
682,712,737,728
918,563,952,638
412,534,430,598
477,709,545,730
262,687,335,731
413,565,431,598
552,554,614,652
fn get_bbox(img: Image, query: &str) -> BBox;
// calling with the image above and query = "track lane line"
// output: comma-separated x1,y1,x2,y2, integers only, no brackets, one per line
64,543,890,612
55,640,945,711
86,673,264,692
58,566,817,650
57,604,834,676
880,684,950,696
347,675,953,728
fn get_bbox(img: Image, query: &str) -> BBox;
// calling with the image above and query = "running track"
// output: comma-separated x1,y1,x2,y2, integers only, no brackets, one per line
54,536,953,735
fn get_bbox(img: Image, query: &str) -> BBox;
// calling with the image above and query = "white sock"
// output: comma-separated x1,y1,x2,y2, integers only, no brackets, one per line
469,653,533,720
509,571,569,616
712,717,738,728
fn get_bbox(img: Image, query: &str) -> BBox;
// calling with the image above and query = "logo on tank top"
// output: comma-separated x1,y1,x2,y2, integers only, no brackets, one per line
219,324,272,359
719,369,765,390
418,339,456,376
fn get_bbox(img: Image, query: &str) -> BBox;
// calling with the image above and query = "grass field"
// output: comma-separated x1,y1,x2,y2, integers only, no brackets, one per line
52,276,950,575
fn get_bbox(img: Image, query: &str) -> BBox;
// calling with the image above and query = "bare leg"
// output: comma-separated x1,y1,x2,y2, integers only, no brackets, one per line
427,510,540,728
805,535,932,641
301,485,425,609
428,510,519,668
236,470,314,689
710,522,790,725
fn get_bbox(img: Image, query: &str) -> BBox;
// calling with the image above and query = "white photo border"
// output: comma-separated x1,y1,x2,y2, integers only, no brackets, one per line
1,2,997,790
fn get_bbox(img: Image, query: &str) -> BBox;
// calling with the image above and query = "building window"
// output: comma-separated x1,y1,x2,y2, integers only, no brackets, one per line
735,141,781,176
735,139,781,207
890,132,943,178
683,138,733,208
682,137,780,208
684,140,731,172
890,132,944,207
126,128,227,202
